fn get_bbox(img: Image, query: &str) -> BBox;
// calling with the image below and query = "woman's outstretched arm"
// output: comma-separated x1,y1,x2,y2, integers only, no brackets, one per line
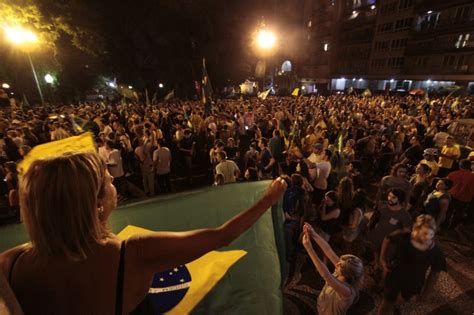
304,223,339,266
130,178,287,274
302,231,351,298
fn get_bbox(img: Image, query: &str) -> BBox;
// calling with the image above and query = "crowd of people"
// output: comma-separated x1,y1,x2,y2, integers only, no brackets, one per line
0,92,473,314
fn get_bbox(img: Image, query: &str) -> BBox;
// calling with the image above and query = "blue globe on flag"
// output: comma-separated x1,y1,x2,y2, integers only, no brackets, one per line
148,265,192,313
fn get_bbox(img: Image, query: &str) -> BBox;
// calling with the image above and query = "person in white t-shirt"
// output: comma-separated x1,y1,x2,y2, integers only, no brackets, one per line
135,139,154,196
153,140,172,193
105,140,126,199
96,138,109,163
306,143,326,181
302,148,332,205
215,151,240,184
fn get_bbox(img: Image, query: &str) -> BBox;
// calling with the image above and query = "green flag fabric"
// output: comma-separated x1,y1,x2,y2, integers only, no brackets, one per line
0,181,285,314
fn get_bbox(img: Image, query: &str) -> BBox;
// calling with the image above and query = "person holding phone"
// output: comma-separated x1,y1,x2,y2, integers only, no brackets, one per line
302,223,364,315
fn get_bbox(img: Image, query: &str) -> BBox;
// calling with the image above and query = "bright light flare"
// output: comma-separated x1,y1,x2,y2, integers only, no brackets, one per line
1,83,10,89
256,30,276,50
3,26,38,45
44,74,54,84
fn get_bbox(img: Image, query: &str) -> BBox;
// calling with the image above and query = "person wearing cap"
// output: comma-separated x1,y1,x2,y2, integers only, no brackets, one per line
438,136,460,177
419,148,439,178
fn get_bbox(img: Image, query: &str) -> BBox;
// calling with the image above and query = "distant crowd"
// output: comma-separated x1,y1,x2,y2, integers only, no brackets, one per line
0,93,473,313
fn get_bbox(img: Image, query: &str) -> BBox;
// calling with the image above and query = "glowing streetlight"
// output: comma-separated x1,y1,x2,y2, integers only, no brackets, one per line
128,85,133,89
3,26,38,45
256,30,276,50
2,83,10,89
255,26,277,91
44,74,54,84
3,25,44,104
158,83,164,88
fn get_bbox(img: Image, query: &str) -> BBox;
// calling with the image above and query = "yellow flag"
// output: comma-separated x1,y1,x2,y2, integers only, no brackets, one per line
17,132,96,176
291,88,299,96
258,88,271,100
451,97,460,110
117,225,247,314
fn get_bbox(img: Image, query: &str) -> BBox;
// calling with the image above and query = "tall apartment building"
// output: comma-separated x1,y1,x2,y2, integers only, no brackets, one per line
298,0,474,92
296,0,339,92
332,0,378,90
404,0,474,91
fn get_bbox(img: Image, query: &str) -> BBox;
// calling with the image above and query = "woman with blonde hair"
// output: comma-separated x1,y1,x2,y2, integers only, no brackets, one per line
378,214,446,315
0,152,287,314
302,223,364,315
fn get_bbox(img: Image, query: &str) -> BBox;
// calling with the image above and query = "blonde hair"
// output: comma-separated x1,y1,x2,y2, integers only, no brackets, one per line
412,214,437,233
20,152,109,261
339,254,364,290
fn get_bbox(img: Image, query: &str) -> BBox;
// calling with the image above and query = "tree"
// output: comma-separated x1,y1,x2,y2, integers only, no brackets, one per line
0,0,106,101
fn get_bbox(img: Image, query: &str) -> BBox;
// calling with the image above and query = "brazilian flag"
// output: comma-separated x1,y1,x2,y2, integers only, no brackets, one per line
118,226,246,314
202,58,213,115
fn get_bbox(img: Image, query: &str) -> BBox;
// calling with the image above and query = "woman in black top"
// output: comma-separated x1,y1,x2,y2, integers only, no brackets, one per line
315,191,341,241
378,214,446,315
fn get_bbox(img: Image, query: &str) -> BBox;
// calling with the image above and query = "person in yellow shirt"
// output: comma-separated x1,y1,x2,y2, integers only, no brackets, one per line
438,136,461,177
468,150,474,162
418,148,439,178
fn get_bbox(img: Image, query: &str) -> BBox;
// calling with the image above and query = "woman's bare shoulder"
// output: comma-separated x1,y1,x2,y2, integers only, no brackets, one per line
0,244,31,276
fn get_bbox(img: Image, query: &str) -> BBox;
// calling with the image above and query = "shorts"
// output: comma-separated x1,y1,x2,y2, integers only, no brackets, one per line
383,271,421,302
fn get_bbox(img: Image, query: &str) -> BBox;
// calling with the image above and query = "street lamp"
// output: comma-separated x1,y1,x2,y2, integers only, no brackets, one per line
44,74,54,84
255,28,277,91
3,26,44,104
1,83,10,89
158,83,164,88
44,73,55,103
256,30,276,50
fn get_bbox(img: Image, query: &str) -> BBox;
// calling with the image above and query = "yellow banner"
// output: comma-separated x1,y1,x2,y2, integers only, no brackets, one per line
17,132,96,176
291,88,299,96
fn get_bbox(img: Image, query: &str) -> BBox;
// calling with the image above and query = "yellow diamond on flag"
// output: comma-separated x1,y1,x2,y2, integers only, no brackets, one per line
117,225,247,314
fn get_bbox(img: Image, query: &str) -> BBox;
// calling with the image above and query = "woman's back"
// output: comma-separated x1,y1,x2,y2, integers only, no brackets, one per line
317,282,355,315
6,238,149,315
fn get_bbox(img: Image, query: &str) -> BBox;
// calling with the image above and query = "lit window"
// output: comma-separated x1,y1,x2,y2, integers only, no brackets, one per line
455,34,470,48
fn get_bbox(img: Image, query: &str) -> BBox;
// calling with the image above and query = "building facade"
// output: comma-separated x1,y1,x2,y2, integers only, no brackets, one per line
298,0,474,93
